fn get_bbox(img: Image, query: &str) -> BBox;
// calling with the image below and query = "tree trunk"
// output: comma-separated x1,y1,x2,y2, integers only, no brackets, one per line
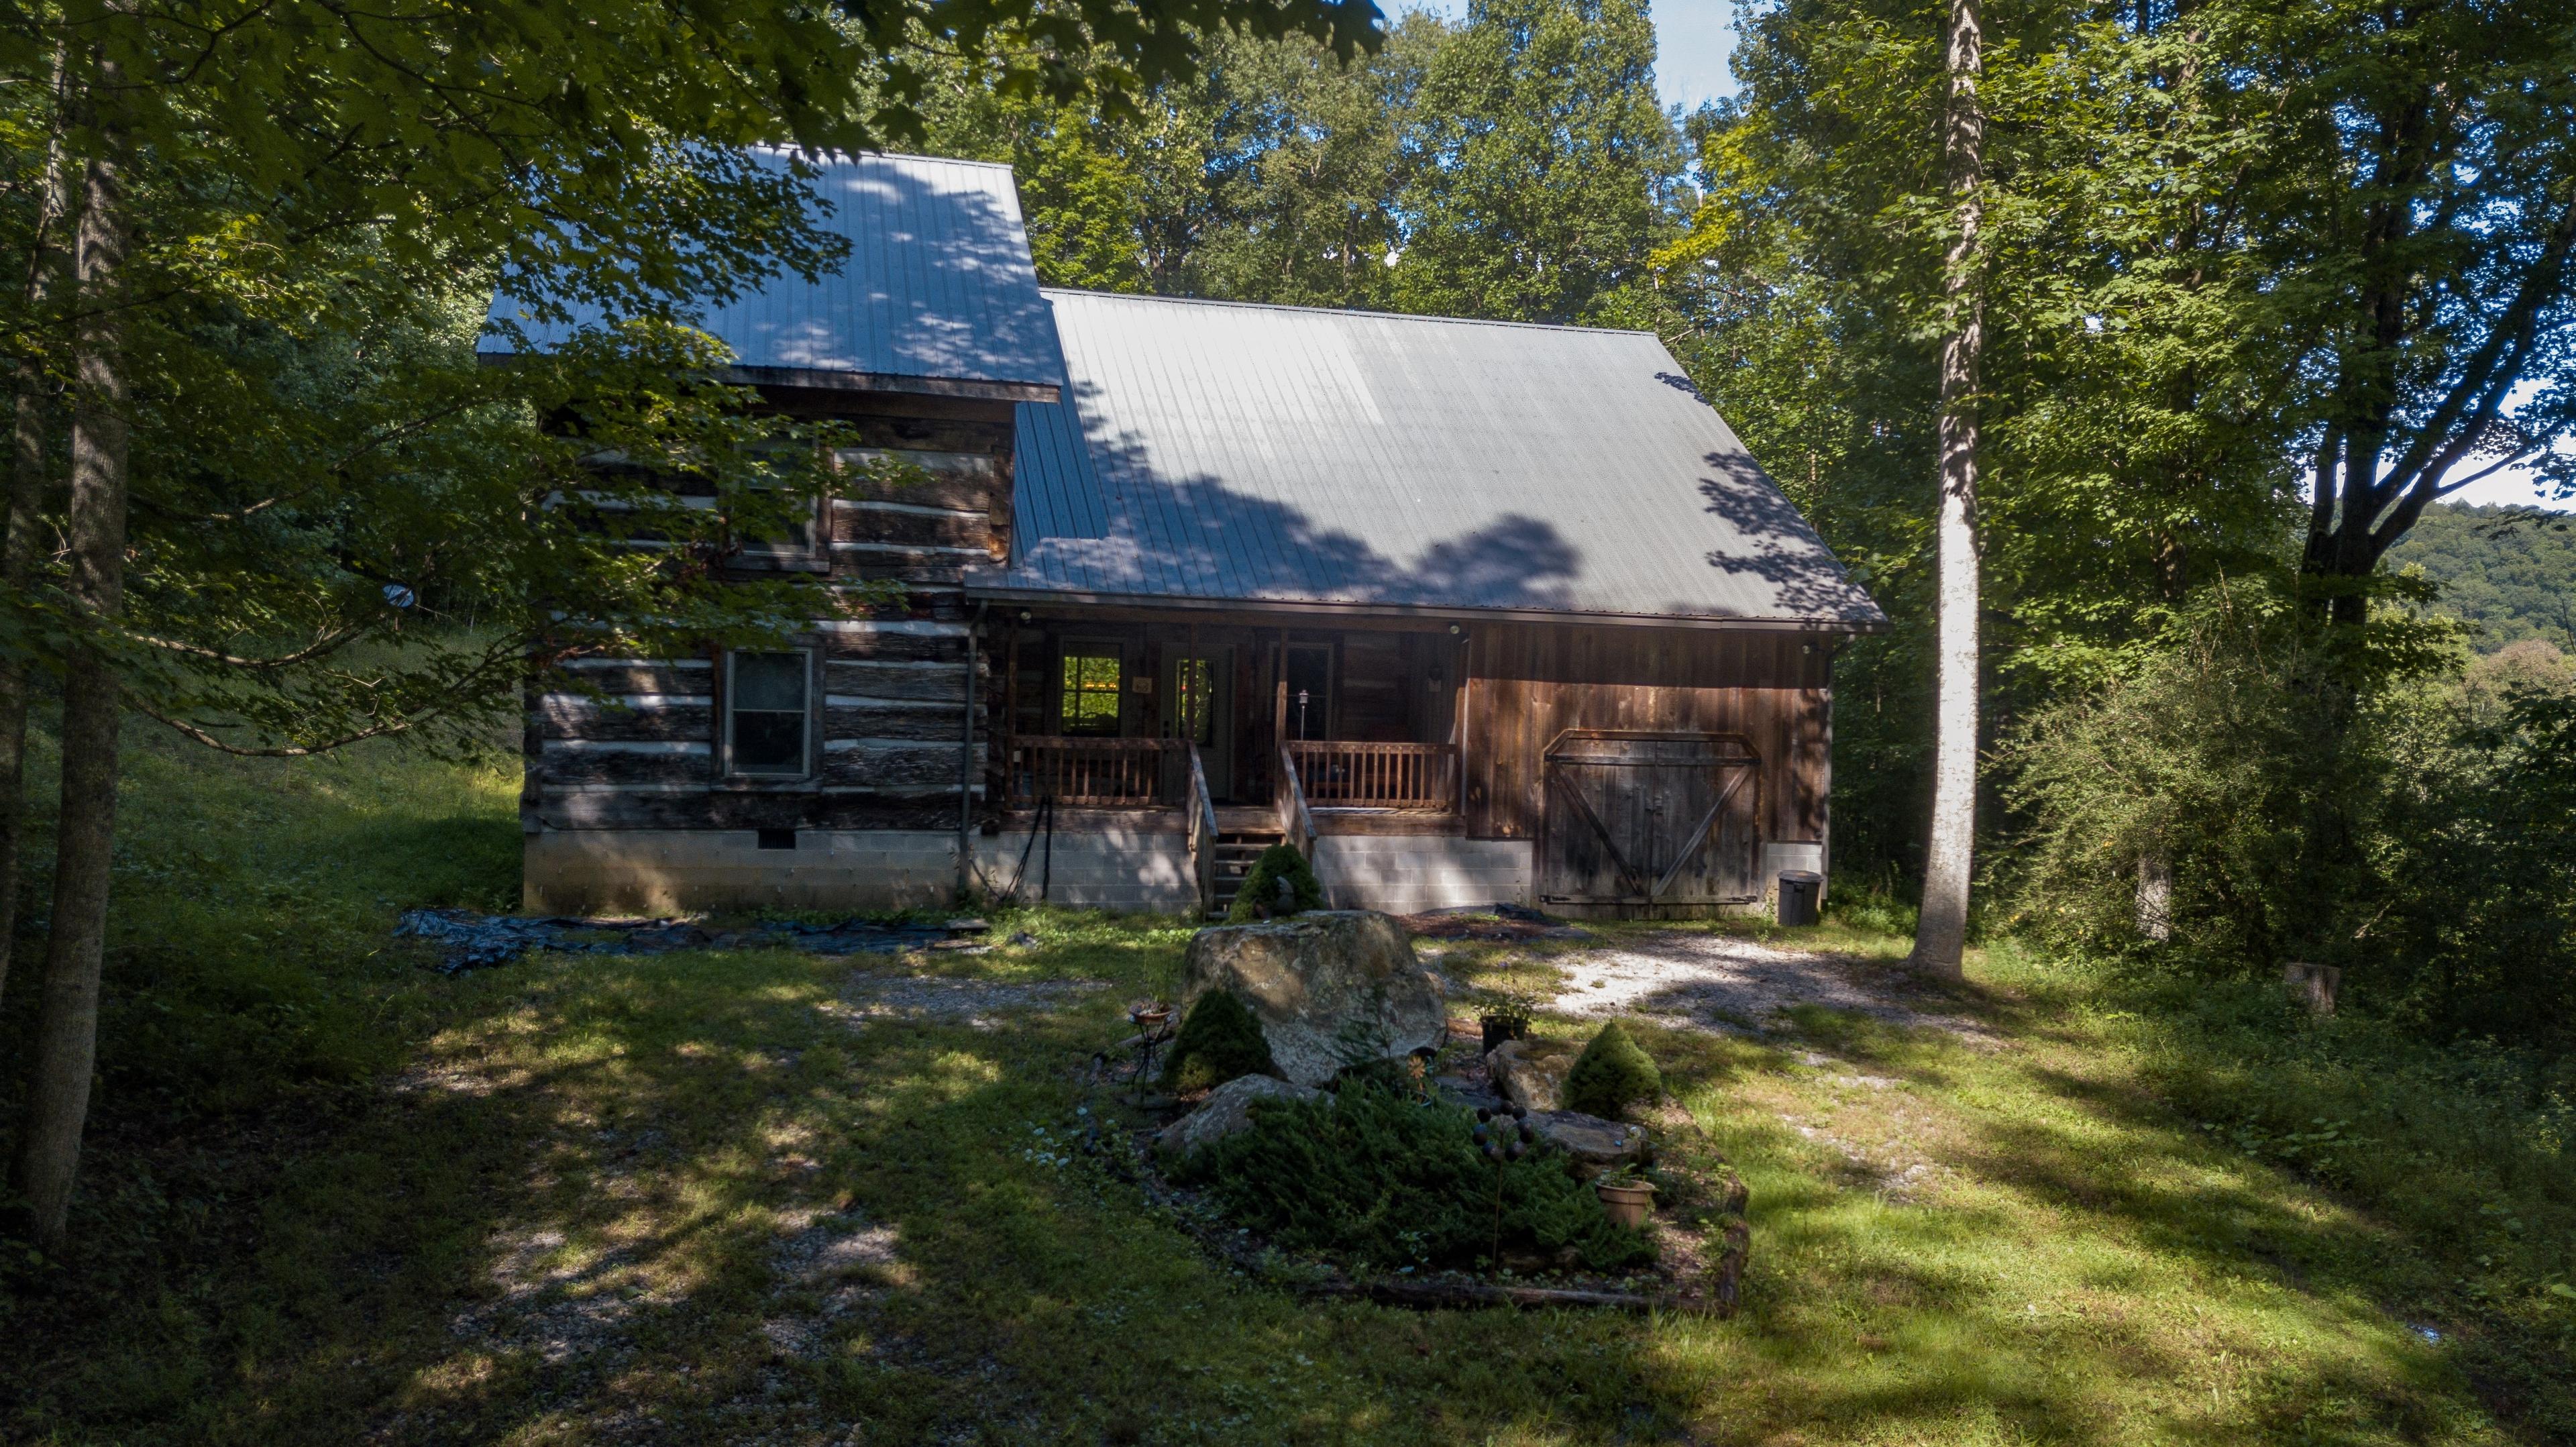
0,391,46,1011
2135,848,2174,943
0,70,69,1014
11,145,129,1253
1911,0,1985,982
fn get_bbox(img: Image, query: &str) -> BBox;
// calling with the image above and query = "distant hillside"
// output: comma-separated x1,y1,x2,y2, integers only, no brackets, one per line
2386,502,2576,651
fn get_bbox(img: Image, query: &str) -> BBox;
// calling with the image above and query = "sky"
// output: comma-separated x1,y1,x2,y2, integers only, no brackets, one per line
1406,0,1738,111
1407,0,2567,512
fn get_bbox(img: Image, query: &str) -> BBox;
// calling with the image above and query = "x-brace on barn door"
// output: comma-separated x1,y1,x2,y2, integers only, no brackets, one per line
1540,733,1761,907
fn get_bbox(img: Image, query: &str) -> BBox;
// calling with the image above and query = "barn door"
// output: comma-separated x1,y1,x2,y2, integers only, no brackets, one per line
1542,733,1760,907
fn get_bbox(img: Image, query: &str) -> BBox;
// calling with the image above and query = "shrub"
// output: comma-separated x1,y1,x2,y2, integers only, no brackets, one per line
1173,1082,1654,1272
1563,1021,1661,1118
1999,581,2576,1046
1226,843,1325,922
1161,989,1277,1093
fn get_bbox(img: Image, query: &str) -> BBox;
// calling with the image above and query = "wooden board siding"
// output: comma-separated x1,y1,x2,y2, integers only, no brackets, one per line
1462,623,1833,853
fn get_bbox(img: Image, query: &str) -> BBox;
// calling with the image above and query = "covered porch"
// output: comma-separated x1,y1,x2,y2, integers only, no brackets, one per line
989,612,1470,914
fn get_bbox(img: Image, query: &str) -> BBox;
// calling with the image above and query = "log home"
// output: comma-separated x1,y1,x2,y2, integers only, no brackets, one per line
488,152,1885,919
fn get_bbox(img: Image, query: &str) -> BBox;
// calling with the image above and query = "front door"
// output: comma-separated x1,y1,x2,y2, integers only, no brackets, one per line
1164,649,1235,800
1541,733,1760,907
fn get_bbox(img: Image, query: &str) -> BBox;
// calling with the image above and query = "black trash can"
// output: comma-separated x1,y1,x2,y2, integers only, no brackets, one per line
1775,870,1824,927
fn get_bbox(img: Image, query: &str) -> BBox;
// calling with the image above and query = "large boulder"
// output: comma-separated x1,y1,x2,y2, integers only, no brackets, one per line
1487,1037,1575,1114
1155,1075,1322,1159
1526,1110,1648,1175
1181,911,1448,1087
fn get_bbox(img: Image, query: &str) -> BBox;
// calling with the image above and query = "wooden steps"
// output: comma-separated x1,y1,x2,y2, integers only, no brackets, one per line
1210,829,1286,918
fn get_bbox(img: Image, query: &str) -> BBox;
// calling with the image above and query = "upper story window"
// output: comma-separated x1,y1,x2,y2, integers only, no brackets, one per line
1060,652,1123,736
725,442,826,568
727,651,812,776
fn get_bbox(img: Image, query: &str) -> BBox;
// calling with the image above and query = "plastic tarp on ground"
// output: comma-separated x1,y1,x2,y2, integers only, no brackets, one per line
394,908,990,973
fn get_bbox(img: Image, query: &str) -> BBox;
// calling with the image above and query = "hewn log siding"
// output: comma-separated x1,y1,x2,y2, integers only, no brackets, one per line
822,699,965,741
529,694,716,743
816,621,970,662
820,737,972,788
548,659,714,695
538,739,716,788
822,658,972,701
534,791,965,833
831,498,994,551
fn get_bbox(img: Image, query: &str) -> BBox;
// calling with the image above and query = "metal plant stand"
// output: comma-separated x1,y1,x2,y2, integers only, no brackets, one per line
1128,1006,1172,1104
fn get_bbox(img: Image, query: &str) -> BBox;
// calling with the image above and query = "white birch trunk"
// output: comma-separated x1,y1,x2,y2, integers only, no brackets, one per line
2135,848,2174,942
1910,0,1985,981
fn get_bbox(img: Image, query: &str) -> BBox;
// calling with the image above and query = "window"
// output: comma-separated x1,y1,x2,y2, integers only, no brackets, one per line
1060,652,1123,736
726,442,824,565
727,651,810,775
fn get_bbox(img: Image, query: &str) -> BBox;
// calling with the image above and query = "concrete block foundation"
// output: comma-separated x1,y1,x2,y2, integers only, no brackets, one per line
1311,836,1537,915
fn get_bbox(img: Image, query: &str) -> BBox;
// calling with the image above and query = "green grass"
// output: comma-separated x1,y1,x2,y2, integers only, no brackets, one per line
0,721,2569,1443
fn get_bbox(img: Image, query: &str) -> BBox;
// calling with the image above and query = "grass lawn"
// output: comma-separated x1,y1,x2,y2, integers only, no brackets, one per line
1,725,2571,1444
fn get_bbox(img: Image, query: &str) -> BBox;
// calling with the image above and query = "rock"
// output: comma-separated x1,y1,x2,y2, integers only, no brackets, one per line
1180,911,1448,1087
1487,1037,1575,1114
1432,1078,1509,1116
1526,1110,1648,1174
1155,1075,1322,1159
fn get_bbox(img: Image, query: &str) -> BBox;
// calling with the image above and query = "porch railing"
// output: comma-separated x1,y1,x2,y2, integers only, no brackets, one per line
1284,741,1459,811
1187,742,1219,916
1275,743,1316,859
1008,736,1179,806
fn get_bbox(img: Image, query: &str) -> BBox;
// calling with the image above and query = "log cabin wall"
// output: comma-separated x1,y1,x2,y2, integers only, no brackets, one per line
1461,621,1835,851
523,386,1012,871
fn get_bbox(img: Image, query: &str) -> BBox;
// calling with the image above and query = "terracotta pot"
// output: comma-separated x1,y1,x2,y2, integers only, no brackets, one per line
1132,1006,1171,1032
1595,1179,1656,1229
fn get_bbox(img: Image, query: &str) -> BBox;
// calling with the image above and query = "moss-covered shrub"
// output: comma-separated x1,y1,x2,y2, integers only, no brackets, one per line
1226,843,1326,922
1563,1020,1662,1118
1162,989,1277,1093
1173,1083,1654,1271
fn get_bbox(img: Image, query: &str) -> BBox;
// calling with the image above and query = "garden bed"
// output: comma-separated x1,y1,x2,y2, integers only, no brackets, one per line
1120,1093,1750,1318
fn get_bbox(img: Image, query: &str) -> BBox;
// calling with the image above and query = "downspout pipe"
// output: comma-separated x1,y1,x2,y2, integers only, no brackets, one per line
957,602,983,900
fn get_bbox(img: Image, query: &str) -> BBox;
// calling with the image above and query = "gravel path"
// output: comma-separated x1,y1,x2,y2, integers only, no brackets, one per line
1532,932,2000,1046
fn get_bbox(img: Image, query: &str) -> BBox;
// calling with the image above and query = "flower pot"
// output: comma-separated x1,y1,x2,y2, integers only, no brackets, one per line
1595,1179,1656,1229
1130,1004,1171,1032
1478,1015,1528,1053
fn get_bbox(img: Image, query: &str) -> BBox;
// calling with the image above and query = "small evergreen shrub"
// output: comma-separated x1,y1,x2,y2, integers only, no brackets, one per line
1162,989,1277,1093
1226,843,1326,922
1173,1083,1654,1271
1563,1020,1662,1118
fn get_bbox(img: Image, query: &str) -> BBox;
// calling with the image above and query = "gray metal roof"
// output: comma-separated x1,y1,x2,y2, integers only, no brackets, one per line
976,290,1884,629
481,152,1065,395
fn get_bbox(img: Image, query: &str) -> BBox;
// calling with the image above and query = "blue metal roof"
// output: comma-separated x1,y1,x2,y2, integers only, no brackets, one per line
482,151,1065,395
979,290,1884,629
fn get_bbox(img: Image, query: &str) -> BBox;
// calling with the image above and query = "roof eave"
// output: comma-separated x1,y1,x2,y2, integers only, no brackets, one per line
961,576,1888,634
470,351,1063,405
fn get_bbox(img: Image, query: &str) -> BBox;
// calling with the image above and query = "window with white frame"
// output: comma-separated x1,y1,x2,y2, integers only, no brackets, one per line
726,651,812,776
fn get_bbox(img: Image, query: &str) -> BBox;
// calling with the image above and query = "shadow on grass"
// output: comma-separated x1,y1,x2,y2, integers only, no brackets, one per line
6,880,2516,1446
